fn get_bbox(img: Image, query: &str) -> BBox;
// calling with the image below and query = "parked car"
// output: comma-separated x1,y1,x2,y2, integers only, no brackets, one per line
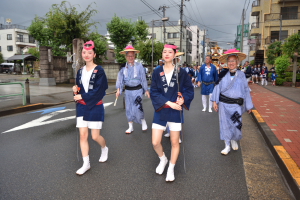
0,63,15,73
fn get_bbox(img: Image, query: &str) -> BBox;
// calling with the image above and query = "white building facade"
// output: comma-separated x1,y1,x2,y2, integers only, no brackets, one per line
0,24,36,61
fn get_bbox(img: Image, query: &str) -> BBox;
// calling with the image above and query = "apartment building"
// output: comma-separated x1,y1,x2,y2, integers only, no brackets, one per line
147,21,199,65
250,0,300,65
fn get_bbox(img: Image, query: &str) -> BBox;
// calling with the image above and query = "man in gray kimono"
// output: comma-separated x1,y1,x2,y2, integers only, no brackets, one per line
211,49,253,155
116,46,150,134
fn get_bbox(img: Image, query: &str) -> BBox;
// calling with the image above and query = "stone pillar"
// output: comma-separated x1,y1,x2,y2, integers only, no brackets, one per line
39,46,56,86
72,38,85,78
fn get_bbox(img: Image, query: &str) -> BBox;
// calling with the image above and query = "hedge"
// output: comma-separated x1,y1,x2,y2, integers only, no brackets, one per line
276,78,285,85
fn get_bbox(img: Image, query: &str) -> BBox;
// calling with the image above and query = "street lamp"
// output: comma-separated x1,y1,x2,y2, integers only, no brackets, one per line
151,17,169,72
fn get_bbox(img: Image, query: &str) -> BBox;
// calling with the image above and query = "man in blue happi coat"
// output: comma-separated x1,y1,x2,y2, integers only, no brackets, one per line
197,55,218,112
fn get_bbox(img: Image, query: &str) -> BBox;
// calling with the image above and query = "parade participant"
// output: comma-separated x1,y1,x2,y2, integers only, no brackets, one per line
262,63,269,85
271,71,278,86
116,45,150,134
252,64,259,83
261,68,267,86
73,40,109,175
211,49,253,155
155,59,164,70
150,44,194,182
197,55,218,112
244,61,252,83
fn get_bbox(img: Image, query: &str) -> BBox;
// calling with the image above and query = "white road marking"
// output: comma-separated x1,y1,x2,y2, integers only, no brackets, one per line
2,102,113,133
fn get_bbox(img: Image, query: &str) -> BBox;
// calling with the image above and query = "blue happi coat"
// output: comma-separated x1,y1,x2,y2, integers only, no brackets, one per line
196,64,218,95
211,70,253,141
116,62,148,124
76,65,108,121
150,67,194,125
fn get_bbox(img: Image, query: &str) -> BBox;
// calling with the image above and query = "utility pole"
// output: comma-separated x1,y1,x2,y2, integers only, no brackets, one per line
159,5,169,44
151,20,155,72
241,8,245,53
279,15,282,41
179,0,184,52
202,29,206,64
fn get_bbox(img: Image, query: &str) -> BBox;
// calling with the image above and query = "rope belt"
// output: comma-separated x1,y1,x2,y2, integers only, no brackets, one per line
219,94,244,106
202,81,215,86
77,99,103,105
125,84,142,90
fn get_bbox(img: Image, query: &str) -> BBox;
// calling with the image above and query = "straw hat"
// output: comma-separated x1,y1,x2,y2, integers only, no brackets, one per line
120,45,140,54
218,48,246,63
175,50,184,57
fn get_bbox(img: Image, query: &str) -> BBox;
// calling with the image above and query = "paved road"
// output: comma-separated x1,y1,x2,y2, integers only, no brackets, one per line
0,88,293,199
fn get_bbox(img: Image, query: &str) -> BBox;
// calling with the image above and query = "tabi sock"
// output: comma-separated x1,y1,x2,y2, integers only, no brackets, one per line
166,162,175,181
141,118,147,130
99,146,108,162
202,95,207,109
156,153,168,175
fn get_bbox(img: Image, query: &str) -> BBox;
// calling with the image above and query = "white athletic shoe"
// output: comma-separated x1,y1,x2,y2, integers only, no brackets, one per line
165,164,175,182
231,140,238,150
156,155,168,175
221,145,231,155
76,163,90,175
99,147,108,162
208,108,212,113
125,127,134,134
164,132,170,137
202,108,206,112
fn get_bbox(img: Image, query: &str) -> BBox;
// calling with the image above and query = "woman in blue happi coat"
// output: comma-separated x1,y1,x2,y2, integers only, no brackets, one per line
211,49,253,155
150,44,194,182
73,41,109,175
116,46,150,134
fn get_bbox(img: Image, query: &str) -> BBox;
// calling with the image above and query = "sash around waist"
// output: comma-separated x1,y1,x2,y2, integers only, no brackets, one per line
219,93,244,106
125,84,142,90
77,99,103,105
202,81,215,86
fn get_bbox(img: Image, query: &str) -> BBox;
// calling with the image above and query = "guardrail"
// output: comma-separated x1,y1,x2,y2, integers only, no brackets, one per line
0,82,26,105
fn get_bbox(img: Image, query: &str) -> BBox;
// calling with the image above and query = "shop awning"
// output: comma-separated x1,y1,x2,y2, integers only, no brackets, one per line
7,54,37,61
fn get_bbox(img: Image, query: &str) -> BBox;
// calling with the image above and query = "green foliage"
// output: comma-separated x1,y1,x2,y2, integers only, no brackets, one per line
275,78,284,85
0,52,4,64
28,1,98,56
266,41,282,65
27,47,40,60
275,55,290,75
134,20,149,43
282,33,300,58
107,15,136,63
87,32,108,64
284,72,293,77
268,73,273,78
250,60,255,66
135,40,164,66
285,77,292,82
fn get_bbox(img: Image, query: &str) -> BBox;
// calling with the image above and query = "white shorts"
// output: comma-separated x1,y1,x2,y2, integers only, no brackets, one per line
76,117,103,129
152,122,182,131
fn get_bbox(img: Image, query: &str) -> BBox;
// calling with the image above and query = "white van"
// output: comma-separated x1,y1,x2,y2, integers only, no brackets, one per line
0,63,20,74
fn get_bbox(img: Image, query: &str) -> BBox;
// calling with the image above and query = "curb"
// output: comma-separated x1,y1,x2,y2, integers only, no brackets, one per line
0,90,117,118
251,109,300,199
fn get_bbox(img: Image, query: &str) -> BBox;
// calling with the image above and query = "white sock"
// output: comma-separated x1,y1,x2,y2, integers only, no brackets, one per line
83,155,89,165
99,146,108,162
209,93,212,109
202,95,207,109
128,122,133,129
141,118,147,130
166,162,175,181
156,153,168,175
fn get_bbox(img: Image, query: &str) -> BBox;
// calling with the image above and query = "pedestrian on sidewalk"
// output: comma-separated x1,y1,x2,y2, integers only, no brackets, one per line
271,71,278,86
261,68,267,86
116,45,150,134
244,61,252,83
211,48,253,155
73,40,109,175
150,44,194,182
196,55,218,112
252,64,259,83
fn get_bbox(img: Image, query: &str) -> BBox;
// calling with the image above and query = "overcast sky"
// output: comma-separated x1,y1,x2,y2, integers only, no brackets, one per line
0,0,251,48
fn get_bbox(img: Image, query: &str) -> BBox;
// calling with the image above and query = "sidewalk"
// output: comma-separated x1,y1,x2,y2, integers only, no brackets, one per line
249,83,300,197
0,73,116,114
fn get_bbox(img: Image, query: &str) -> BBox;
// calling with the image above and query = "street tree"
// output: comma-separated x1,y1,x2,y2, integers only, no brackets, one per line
275,55,290,75
0,52,4,64
282,33,300,58
135,40,164,66
106,15,136,63
28,1,98,56
134,20,149,43
266,41,282,65
87,32,108,64
27,47,40,60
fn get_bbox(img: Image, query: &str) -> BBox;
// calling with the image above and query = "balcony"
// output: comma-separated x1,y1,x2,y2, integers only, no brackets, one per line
251,0,260,16
265,13,300,21
16,37,35,44
250,23,260,36
251,22,259,29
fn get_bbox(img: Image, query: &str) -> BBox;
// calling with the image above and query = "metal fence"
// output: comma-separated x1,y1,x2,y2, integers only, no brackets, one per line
0,82,26,105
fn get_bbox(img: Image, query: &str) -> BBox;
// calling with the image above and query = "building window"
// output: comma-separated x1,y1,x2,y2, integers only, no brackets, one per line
17,34,23,42
271,30,288,42
7,34,12,40
29,35,35,43
7,45,13,51
281,6,298,20
168,33,173,39
173,33,180,38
